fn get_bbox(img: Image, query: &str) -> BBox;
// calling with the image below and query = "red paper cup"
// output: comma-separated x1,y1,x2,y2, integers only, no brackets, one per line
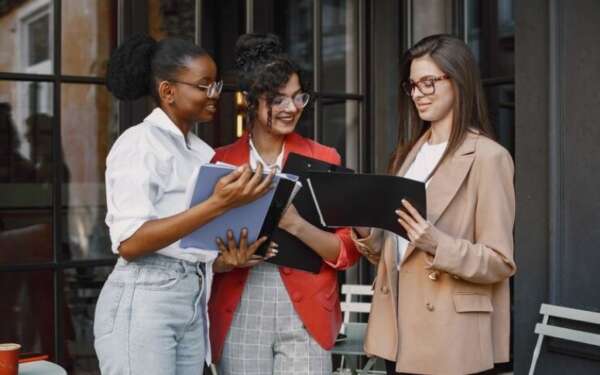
0,343,20,375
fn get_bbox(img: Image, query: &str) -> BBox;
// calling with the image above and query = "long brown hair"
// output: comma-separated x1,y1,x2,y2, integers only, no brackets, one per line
389,34,494,175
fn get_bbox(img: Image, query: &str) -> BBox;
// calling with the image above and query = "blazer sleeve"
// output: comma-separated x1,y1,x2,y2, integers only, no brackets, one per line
428,148,517,284
321,148,362,270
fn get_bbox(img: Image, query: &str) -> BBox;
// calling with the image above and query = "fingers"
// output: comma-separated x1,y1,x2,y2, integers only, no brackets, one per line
265,242,279,259
248,236,268,255
219,164,246,185
237,162,254,186
244,162,264,192
401,199,426,224
226,229,237,251
396,209,419,233
254,168,276,196
216,237,228,254
397,216,418,241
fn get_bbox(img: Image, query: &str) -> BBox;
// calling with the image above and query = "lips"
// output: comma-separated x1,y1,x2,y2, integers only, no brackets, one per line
205,104,217,113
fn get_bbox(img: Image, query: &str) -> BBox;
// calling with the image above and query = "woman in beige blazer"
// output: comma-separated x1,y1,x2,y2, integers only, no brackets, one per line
353,34,516,375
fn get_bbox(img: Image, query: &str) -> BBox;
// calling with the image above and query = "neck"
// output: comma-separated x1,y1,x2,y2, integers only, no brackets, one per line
162,106,193,135
429,110,453,144
251,123,285,162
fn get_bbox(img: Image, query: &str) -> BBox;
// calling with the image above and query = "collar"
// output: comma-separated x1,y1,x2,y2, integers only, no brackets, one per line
144,107,215,159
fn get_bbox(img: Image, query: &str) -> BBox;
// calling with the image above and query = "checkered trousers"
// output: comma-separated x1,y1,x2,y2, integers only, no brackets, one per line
218,262,332,374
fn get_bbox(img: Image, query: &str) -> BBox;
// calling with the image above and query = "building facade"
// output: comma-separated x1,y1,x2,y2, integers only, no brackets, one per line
0,0,598,374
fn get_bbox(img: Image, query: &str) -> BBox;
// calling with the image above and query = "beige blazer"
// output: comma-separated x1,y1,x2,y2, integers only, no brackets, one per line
354,130,516,375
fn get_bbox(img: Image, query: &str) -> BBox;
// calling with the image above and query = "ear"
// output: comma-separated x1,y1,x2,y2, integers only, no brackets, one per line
158,81,176,105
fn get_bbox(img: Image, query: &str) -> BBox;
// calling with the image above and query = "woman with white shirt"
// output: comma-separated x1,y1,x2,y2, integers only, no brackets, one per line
353,35,516,374
94,34,274,375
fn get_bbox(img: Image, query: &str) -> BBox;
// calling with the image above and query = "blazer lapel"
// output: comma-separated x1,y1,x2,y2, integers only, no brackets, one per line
400,131,478,265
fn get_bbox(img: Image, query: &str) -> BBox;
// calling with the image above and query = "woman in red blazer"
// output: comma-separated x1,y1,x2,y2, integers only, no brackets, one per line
209,33,361,374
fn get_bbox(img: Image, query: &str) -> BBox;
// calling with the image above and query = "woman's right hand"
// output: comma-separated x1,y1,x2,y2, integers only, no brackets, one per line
211,163,275,210
213,228,278,273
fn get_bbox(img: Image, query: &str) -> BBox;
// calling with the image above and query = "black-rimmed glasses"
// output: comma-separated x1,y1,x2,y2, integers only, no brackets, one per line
402,75,449,96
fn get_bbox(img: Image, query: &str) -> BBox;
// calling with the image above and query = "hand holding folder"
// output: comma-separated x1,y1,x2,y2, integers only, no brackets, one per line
307,172,426,241
257,153,354,273
180,163,300,252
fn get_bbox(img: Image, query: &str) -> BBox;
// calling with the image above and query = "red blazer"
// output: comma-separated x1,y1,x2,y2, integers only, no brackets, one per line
209,132,361,362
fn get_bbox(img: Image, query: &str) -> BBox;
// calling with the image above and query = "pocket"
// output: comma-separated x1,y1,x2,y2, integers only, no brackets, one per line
452,293,493,313
135,266,181,291
94,283,124,339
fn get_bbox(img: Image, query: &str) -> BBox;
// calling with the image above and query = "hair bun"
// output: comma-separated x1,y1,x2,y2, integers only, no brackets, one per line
106,34,157,101
234,33,283,73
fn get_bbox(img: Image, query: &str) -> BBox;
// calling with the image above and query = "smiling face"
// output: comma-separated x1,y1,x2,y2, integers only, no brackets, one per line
254,73,304,136
168,54,219,123
409,55,455,124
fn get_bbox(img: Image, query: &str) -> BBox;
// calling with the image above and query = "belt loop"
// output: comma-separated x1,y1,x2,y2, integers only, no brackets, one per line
196,262,205,297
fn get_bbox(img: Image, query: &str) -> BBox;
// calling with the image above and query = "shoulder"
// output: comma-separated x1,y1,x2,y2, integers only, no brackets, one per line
472,133,514,175
107,122,168,165
213,136,248,163
475,134,512,163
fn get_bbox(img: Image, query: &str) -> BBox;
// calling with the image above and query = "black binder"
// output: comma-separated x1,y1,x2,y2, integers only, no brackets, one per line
257,153,354,273
307,172,426,241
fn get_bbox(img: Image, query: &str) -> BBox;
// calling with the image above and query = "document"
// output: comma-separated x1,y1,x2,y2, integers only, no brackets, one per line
307,172,426,241
180,163,300,252
257,153,354,273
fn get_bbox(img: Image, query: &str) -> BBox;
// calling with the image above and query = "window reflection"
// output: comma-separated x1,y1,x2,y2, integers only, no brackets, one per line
61,84,117,260
320,99,359,169
0,81,54,265
0,271,55,358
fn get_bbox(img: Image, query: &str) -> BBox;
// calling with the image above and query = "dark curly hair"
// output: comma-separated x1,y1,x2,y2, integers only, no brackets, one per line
234,33,306,129
106,34,208,103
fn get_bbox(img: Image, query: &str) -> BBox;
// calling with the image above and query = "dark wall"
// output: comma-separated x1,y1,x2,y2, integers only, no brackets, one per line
514,0,600,373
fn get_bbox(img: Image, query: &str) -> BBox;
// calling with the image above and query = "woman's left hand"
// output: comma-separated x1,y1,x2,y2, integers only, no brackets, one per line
396,199,442,255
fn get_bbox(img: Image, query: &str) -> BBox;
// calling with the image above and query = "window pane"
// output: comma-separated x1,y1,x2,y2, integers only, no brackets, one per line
61,84,118,260
61,0,118,77
485,83,514,155
62,266,113,374
28,14,50,65
274,0,314,90
0,271,55,358
465,0,514,78
319,99,359,169
0,2,53,74
0,81,54,264
321,0,359,94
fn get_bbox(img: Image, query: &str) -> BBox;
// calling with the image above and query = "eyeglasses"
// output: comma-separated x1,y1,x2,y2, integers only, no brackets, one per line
272,92,311,110
402,75,449,96
170,80,223,98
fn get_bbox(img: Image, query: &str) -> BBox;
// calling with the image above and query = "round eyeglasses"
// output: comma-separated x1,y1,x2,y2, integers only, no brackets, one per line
402,75,449,96
170,80,223,98
272,92,311,110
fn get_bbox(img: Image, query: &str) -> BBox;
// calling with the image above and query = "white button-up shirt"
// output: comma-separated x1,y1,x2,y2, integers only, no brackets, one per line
105,107,217,264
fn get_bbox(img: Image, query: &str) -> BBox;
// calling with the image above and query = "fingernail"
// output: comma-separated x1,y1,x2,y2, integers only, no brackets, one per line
395,209,401,214
401,199,407,204
242,228,248,235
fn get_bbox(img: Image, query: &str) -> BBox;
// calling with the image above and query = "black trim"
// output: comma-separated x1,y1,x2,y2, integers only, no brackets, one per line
0,72,54,82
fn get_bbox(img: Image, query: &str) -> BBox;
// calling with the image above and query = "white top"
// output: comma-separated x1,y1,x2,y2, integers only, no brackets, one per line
396,141,447,266
249,136,285,172
105,107,217,263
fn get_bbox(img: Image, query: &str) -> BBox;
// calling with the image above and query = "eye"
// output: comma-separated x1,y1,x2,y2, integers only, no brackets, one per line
422,80,434,88
272,96,285,105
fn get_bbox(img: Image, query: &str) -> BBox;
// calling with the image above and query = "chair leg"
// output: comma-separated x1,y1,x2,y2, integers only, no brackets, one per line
528,335,544,375
357,357,376,375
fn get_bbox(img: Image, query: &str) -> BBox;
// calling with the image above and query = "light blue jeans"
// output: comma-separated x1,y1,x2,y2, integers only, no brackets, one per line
94,254,207,375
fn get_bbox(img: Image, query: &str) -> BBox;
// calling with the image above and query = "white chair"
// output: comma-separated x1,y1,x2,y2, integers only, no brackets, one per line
332,284,383,374
529,303,600,375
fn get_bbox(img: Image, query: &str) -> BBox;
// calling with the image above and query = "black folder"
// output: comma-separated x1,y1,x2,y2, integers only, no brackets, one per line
307,172,426,241
257,153,354,273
